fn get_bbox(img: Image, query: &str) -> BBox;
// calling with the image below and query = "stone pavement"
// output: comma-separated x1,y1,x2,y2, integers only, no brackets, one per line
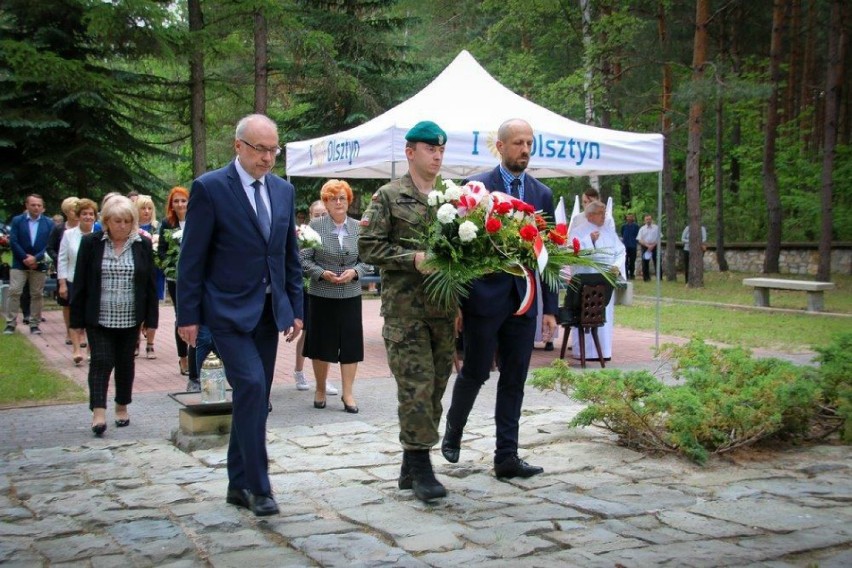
2,299,850,566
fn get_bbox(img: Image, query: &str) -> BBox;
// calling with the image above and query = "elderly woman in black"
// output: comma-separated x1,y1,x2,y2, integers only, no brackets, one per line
71,196,158,436
300,179,371,413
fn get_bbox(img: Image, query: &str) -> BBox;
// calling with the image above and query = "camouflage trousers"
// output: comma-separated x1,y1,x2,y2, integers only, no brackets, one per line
383,317,456,450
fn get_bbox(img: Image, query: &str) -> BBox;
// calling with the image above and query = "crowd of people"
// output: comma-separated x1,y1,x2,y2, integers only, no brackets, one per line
3,111,712,516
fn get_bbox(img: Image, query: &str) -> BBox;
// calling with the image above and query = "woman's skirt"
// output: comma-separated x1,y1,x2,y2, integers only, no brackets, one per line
302,294,363,364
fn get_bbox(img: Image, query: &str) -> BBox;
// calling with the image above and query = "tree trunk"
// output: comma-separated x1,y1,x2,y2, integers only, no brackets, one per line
254,10,268,114
685,0,709,288
785,0,802,122
714,87,728,271
817,0,845,281
801,0,818,150
728,2,742,197
762,0,786,274
581,0,599,192
620,175,631,208
188,0,206,178
658,0,677,281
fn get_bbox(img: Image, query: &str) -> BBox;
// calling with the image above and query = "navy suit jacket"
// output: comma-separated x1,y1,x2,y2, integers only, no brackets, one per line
462,167,558,319
177,161,303,334
9,213,54,270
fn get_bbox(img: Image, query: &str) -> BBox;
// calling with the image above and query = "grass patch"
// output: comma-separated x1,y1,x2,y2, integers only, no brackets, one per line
617,302,849,351
0,334,87,407
614,271,852,351
631,271,852,313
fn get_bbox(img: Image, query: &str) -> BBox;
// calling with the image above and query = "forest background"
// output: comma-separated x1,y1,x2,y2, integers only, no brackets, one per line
1,0,848,284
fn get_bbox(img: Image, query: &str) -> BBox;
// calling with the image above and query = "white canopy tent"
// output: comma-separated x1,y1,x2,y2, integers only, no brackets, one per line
285,50,663,179
286,50,666,350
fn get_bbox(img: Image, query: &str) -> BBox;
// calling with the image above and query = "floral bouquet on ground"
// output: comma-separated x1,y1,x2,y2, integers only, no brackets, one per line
296,224,322,250
155,228,182,280
418,179,614,312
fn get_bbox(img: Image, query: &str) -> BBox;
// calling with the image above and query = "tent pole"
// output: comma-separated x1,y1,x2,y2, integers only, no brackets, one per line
655,170,662,354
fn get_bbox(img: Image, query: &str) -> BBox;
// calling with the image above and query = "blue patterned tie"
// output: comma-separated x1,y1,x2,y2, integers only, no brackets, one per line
252,180,271,241
510,178,521,199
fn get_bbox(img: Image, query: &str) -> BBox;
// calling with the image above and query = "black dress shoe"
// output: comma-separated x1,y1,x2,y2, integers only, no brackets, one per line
494,454,544,479
441,423,462,463
91,423,107,437
544,341,554,351
249,493,279,516
342,398,359,414
226,488,251,509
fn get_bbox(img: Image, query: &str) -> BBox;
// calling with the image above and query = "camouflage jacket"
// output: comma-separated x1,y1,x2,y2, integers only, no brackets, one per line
358,174,455,319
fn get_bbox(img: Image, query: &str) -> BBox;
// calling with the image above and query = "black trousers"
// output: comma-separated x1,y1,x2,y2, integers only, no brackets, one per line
87,325,139,410
446,294,537,463
625,247,636,279
641,247,657,281
167,280,190,358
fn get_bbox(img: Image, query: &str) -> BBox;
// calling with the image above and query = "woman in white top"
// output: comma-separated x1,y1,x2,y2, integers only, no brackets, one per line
58,198,98,366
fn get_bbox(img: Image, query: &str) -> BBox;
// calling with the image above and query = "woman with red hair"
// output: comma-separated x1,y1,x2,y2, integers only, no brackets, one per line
158,186,190,378
300,179,371,413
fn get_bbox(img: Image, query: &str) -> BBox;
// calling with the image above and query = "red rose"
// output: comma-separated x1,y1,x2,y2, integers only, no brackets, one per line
485,217,502,233
548,231,567,245
519,224,539,242
494,202,513,215
572,237,581,254
555,223,568,236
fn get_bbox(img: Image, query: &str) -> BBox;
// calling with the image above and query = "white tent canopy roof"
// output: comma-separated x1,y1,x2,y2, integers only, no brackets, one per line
285,50,663,179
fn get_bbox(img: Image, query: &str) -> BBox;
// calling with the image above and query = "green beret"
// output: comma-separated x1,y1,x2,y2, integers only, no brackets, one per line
405,121,447,146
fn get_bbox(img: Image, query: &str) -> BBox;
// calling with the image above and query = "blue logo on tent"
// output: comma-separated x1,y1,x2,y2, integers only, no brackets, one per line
471,131,601,166
309,139,360,167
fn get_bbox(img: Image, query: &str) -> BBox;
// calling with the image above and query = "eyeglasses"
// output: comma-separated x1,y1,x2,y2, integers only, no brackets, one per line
328,196,348,203
239,139,282,156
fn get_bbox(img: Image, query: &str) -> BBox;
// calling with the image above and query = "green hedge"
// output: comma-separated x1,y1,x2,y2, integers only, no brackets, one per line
530,335,851,464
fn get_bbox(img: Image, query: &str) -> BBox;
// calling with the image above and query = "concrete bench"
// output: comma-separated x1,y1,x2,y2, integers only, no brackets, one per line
742,277,835,312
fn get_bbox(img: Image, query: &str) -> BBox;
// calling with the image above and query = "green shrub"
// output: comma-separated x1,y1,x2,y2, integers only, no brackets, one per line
812,332,852,441
530,337,847,464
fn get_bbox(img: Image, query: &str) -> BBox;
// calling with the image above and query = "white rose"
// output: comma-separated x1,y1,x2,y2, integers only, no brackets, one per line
443,181,462,201
458,220,478,243
427,191,442,206
437,203,458,224
171,229,183,241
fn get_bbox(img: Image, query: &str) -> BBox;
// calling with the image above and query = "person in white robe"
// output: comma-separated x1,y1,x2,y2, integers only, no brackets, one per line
568,200,625,360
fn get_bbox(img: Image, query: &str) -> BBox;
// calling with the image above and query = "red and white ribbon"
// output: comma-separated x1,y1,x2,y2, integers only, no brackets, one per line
513,266,536,316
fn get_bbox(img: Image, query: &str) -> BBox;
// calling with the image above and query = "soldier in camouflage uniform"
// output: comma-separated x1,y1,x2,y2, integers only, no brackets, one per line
358,121,456,502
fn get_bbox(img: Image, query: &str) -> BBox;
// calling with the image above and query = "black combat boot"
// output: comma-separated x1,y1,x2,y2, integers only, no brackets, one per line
407,450,447,502
441,422,462,463
398,451,412,490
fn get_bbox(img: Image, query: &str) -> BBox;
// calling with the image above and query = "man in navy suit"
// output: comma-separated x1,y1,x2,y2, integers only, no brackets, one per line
4,194,54,335
442,119,557,478
177,114,303,516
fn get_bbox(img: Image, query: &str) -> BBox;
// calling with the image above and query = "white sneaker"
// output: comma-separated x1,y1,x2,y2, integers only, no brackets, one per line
326,382,339,395
294,370,310,391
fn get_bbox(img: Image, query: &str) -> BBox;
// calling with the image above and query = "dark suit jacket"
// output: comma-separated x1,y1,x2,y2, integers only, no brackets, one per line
462,167,558,318
177,160,303,333
9,212,54,270
69,231,159,329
